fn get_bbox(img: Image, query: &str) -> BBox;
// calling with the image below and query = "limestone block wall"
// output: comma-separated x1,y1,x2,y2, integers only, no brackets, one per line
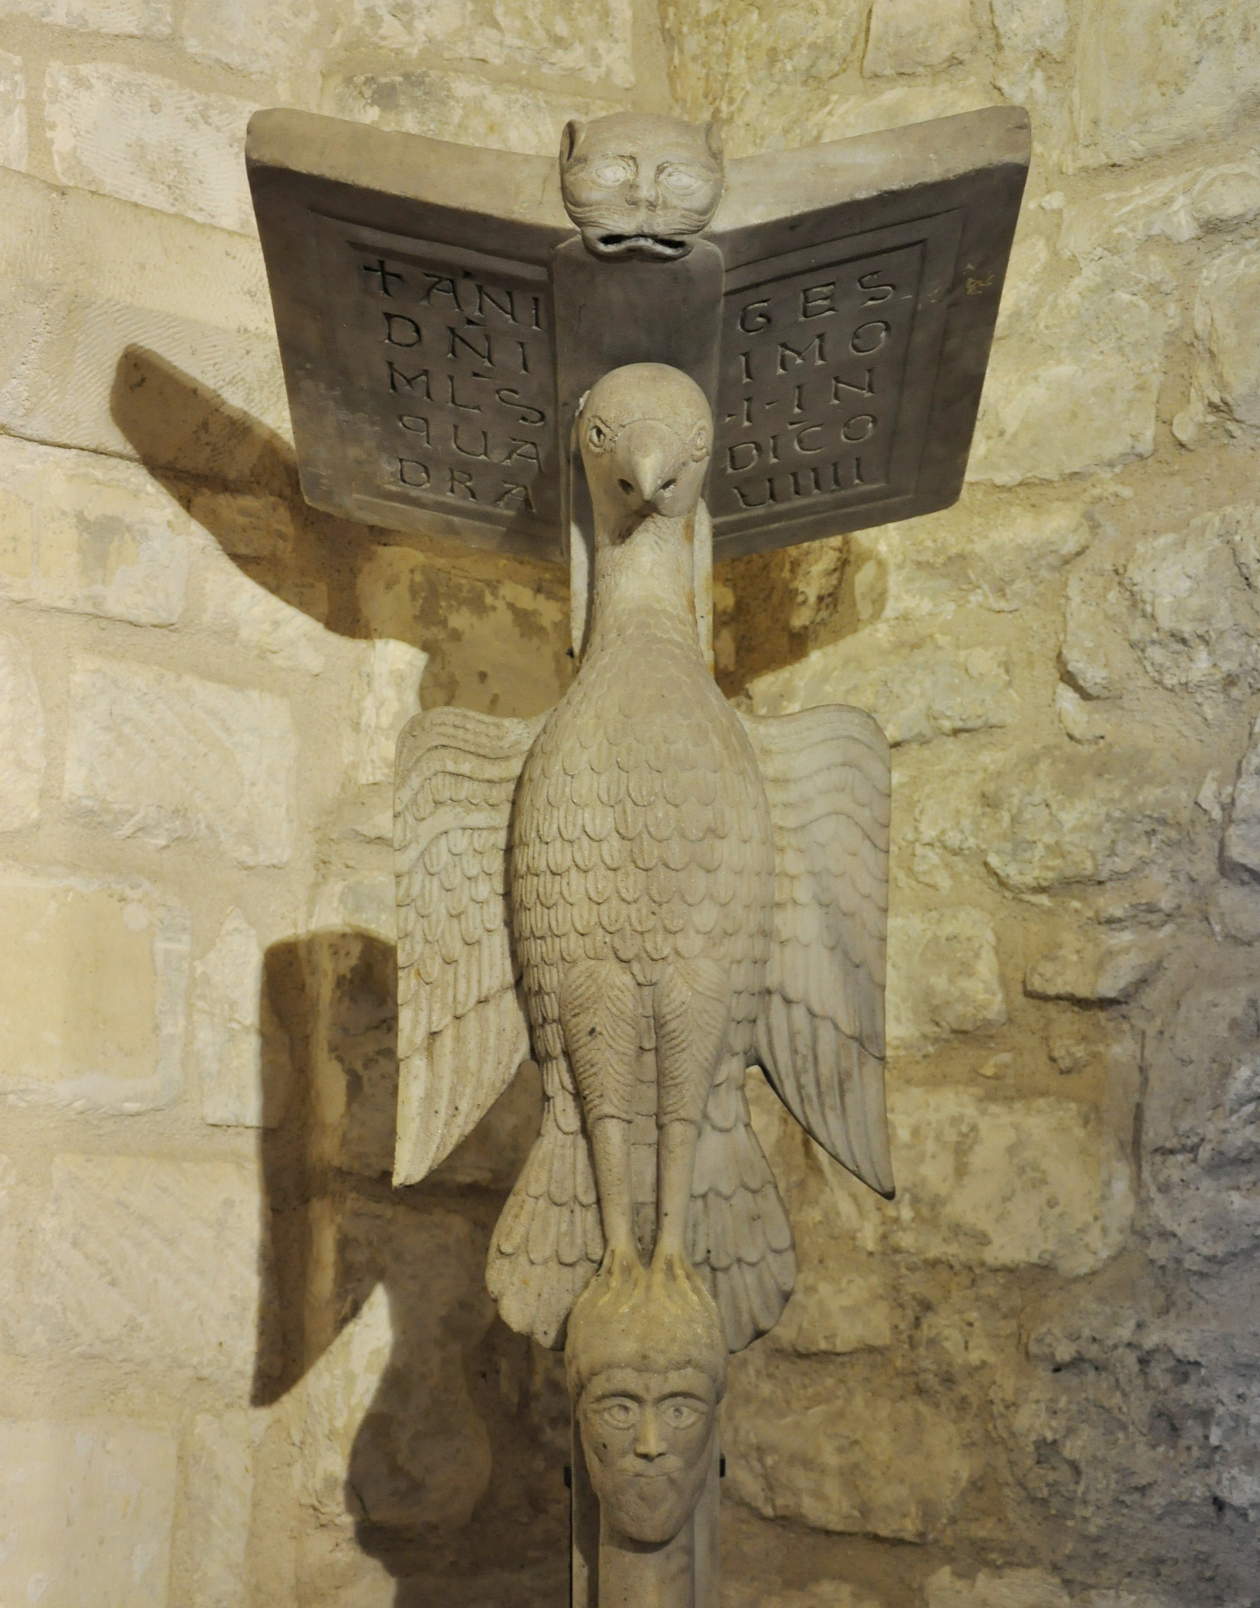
0,0,1256,1604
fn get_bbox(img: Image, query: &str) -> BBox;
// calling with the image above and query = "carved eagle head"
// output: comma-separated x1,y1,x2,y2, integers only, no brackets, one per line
577,364,713,538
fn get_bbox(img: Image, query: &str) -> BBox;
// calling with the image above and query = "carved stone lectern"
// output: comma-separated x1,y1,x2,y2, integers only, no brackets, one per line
247,100,1028,1607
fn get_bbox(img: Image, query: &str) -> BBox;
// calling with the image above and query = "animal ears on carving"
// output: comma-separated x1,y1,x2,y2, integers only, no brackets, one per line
559,111,725,260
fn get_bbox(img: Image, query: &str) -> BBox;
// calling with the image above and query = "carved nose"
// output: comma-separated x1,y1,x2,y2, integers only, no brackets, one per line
626,176,659,210
634,1412,664,1460
618,422,676,505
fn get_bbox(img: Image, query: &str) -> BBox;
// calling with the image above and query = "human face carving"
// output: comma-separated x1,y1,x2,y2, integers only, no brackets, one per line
560,112,724,260
578,1364,719,1544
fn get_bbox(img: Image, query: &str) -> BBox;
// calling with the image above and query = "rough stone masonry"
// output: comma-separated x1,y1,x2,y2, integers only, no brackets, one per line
0,0,1257,1604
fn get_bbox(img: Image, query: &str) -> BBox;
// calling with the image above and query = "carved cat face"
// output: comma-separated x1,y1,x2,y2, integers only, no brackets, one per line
560,111,724,261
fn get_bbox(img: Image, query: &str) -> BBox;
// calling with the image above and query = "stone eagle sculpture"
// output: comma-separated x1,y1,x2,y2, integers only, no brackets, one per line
394,361,892,1356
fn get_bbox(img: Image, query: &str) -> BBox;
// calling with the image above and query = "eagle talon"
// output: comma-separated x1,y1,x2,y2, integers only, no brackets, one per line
650,1247,705,1296
599,1244,643,1290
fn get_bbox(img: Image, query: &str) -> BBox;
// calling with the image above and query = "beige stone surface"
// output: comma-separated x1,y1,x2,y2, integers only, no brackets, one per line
756,627,1015,746
45,63,257,232
0,866,188,1111
1025,928,1166,1003
864,0,977,77
661,0,867,141
1058,159,1260,257
0,435,192,624
0,48,27,170
0,1418,178,1608
1072,0,1260,167
1181,245,1260,437
888,907,1008,1046
64,656,297,866
0,169,286,470
771,1263,894,1356
1061,567,1128,700
926,1567,1071,1607
982,747,1193,892
322,68,616,154
295,1209,495,1530
0,632,44,831
180,1410,265,1608
294,1286,396,1524
5,0,171,32
347,637,426,788
309,872,397,945
971,258,1171,484
811,81,1002,146
188,489,295,560
198,564,330,675
727,1370,971,1541
992,0,1069,59
1224,713,1260,876
736,1588,882,1608
1122,505,1260,707
867,1087,1133,1275
195,908,292,1128
353,542,569,720
0,1156,21,1353
182,0,322,85
1207,881,1260,945
330,0,635,87
23,1153,266,1386
853,497,1091,620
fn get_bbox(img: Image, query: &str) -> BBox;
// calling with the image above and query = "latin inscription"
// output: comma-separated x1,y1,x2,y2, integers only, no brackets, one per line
352,248,554,520
713,242,923,520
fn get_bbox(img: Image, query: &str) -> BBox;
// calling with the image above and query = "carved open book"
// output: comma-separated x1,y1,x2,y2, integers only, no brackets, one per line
247,105,1028,563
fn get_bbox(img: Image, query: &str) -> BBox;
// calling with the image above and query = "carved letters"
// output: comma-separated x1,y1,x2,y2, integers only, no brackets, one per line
328,230,931,543
326,238,558,531
713,241,922,521
251,107,1027,559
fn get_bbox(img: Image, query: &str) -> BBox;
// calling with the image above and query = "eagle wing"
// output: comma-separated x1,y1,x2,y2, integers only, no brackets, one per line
740,705,894,1198
394,705,542,1186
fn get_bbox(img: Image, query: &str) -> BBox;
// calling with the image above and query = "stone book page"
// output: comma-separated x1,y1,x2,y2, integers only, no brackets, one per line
247,106,1028,563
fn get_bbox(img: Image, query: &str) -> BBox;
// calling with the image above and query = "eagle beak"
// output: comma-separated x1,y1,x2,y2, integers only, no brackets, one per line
618,421,676,508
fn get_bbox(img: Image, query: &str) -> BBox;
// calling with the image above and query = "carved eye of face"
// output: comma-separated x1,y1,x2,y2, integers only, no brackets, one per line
590,155,635,188
661,1397,704,1431
596,1397,637,1430
586,418,612,452
658,162,706,196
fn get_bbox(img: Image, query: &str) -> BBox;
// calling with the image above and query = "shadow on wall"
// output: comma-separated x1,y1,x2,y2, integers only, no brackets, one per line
252,930,570,1607
109,343,871,702
110,345,572,718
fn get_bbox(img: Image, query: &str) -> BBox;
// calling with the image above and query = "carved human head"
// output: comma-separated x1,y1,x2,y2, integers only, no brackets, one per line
566,1263,726,1546
577,363,712,537
560,111,724,260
